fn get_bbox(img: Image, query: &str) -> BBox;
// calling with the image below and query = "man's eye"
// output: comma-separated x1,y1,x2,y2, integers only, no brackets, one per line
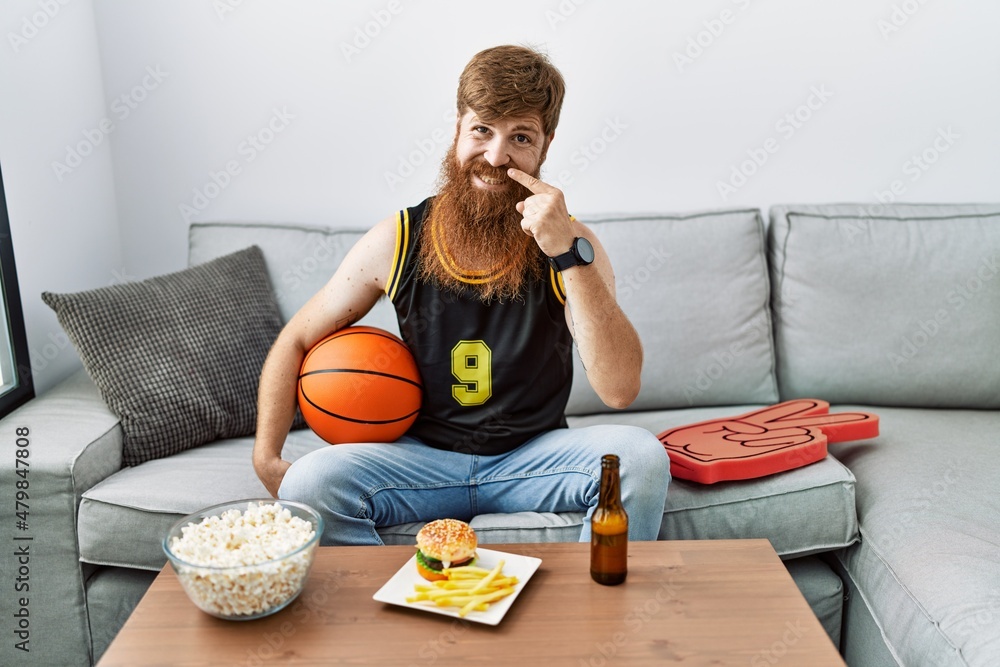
514,135,531,144
473,126,490,134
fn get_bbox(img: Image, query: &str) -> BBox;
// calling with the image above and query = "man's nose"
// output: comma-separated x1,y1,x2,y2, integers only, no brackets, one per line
482,138,511,167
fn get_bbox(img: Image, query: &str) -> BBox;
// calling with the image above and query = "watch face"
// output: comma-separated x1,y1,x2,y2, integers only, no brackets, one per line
576,237,596,264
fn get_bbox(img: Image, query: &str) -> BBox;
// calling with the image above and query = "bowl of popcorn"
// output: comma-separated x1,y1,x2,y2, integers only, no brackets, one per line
163,499,323,620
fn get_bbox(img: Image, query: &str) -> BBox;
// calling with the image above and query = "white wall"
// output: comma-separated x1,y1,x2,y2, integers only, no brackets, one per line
0,0,122,393
3,0,1000,391
89,0,1000,285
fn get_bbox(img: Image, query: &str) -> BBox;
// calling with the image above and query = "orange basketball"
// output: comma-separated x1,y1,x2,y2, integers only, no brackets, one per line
297,326,423,445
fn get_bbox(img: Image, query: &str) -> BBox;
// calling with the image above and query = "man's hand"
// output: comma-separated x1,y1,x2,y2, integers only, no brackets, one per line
507,167,575,257
254,456,292,498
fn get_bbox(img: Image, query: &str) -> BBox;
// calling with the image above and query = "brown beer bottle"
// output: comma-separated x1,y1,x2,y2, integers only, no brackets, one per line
591,454,628,585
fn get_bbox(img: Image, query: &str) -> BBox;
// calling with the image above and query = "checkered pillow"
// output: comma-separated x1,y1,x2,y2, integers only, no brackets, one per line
42,246,284,466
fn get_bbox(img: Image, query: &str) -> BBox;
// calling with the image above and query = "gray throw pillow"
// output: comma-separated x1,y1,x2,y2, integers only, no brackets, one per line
42,246,284,466
768,204,1000,408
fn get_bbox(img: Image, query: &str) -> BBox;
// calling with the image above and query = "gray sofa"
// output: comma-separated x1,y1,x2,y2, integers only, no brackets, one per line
1,202,998,666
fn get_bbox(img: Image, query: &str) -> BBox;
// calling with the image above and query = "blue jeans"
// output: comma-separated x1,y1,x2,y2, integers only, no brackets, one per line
278,425,670,546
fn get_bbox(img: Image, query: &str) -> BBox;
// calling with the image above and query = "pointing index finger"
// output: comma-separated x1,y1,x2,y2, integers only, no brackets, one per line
507,167,557,194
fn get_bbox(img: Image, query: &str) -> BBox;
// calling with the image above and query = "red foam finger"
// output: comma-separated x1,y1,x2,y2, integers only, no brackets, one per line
657,399,879,484
665,440,829,485
803,412,879,442
740,399,830,426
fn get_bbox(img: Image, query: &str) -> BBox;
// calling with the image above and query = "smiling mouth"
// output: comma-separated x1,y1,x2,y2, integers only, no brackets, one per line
473,173,507,187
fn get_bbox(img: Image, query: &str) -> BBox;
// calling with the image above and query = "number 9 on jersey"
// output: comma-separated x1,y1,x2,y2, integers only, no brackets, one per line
451,340,492,406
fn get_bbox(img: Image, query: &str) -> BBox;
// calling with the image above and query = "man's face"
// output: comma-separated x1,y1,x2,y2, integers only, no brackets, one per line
416,109,552,302
453,109,549,191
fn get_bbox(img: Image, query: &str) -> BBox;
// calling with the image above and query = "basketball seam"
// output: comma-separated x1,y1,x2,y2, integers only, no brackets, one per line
301,326,410,368
299,368,422,390
298,386,420,425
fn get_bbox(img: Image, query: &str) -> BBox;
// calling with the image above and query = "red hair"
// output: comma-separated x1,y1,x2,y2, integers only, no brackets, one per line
456,45,566,136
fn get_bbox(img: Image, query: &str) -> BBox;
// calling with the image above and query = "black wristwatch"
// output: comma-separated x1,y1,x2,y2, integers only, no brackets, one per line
548,237,595,272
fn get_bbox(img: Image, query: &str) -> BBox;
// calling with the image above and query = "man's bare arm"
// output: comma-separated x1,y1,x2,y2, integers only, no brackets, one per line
507,168,642,409
253,215,397,496
560,225,642,408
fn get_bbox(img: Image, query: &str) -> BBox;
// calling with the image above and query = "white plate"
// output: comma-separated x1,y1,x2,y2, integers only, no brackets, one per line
372,547,542,625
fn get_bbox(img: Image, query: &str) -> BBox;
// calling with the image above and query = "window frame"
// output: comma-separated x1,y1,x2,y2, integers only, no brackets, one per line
0,159,35,418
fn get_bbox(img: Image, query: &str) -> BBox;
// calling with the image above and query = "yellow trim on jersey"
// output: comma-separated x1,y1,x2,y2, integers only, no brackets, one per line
430,212,514,285
386,209,410,302
549,266,567,305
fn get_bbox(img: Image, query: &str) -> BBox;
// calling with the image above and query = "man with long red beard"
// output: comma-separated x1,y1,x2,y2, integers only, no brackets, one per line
254,45,670,546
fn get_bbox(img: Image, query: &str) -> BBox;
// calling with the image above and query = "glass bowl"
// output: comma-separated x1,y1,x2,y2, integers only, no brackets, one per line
162,499,323,621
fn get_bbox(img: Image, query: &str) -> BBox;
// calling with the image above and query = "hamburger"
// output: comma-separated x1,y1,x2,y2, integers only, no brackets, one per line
415,519,478,581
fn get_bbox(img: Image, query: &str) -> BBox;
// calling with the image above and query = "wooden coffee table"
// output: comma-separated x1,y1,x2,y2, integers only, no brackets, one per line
98,539,845,665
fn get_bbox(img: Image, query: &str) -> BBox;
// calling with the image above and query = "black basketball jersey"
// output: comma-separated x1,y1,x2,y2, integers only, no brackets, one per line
385,197,574,455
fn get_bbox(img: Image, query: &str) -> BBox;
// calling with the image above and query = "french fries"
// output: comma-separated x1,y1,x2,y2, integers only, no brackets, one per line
406,559,519,617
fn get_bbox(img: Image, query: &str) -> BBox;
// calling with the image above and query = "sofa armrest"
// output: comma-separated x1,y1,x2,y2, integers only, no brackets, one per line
0,369,123,666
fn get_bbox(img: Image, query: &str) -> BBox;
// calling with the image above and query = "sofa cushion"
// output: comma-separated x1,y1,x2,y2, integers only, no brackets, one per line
567,210,778,414
769,203,1000,408
85,567,158,662
42,246,284,466
79,404,857,570
828,406,1000,666
785,555,844,648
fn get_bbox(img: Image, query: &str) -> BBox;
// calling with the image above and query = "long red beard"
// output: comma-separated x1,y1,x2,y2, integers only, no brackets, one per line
416,145,545,302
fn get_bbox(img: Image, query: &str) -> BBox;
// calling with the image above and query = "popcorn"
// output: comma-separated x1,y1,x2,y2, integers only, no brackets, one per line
167,502,318,618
